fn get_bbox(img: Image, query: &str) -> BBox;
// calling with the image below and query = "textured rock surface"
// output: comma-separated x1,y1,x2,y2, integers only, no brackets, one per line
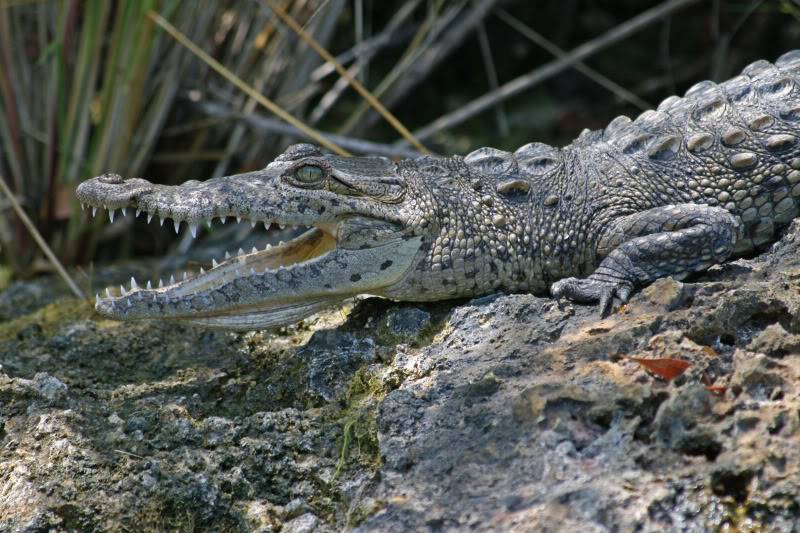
3,223,800,531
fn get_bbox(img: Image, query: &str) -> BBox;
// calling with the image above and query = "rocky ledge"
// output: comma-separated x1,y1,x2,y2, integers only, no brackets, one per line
2,222,800,531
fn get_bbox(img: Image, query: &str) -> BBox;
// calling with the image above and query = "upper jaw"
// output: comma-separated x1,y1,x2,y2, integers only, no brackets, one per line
76,165,327,233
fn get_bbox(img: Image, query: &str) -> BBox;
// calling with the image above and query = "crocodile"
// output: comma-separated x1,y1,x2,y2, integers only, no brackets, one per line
76,50,800,330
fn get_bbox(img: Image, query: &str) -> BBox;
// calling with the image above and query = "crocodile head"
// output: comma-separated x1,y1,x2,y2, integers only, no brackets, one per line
76,143,436,330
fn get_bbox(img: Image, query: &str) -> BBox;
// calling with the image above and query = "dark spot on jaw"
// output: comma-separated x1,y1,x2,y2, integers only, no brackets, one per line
317,206,326,214
324,283,331,289
350,274,362,282
330,199,340,207
380,260,393,270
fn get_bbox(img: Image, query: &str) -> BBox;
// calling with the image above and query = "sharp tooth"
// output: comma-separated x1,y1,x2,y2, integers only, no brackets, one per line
126,298,132,307
206,219,213,228
279,223,286,230
279,240,285,246
263,221,270,230
265,243,272,250
92,207,98,217
220,216,226,224
173,219,181,234
120,285,126,296
106,288,113,298
153,295,157,303
108,210,116,223
147,213,153,224
182,271,188,280
121,207,127,217
250,267,256,275
130,277,138,290
95,293,99,303
239,248,246,256
200,267,205,274
169,274,175,285
146,280,152,290
135,209,141,218
81,203,86,211
212,258,219,268
251,220,256,228
225,251,231,259
158,279,164,288
235,268,241,277
251,246,258,254
160,217,165,226
189,223,198,238
236,216,242,224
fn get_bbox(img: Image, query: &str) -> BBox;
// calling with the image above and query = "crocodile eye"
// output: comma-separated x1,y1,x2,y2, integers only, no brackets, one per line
294,164,324,184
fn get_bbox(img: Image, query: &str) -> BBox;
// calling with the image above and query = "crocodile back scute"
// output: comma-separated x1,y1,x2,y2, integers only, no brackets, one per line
567,50,800,254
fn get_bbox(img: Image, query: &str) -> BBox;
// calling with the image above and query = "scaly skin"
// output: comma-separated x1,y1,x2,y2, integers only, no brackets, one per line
77,50,800,329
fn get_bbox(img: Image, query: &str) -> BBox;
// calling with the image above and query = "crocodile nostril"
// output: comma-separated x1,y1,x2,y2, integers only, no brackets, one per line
98,173,125,184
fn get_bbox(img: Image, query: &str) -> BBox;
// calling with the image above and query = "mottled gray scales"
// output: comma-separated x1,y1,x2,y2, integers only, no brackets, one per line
75,51,800,330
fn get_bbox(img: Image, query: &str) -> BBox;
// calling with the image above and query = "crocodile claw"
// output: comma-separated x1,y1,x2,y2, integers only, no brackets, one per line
550,277,633,318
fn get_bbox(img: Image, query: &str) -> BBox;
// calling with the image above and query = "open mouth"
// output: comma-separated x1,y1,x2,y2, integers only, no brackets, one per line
76,171,421,330
81,196,346,328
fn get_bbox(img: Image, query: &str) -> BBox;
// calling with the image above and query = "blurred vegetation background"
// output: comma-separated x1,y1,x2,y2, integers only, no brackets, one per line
0,0,797,294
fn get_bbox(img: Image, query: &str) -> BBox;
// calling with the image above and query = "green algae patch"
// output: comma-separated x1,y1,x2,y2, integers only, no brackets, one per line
0,297,95,342
334,366,384,479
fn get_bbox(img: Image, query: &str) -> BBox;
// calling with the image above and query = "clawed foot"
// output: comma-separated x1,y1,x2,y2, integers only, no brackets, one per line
550,277,634,318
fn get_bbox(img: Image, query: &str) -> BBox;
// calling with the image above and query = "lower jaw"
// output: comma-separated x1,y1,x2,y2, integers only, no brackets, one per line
173,297,338,330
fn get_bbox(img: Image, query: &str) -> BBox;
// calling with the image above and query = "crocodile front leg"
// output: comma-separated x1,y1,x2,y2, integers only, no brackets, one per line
551,204,740,316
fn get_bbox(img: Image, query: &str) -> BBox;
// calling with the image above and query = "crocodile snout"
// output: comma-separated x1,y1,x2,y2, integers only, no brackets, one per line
76,176,155,209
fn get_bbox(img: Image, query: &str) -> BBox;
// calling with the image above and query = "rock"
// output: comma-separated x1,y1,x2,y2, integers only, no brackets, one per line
283,512,323,533
642,277,689,310
31,372,68,401
380,307,433,345
3,221,800,531
710,457,756,502
729,350,786,401
652,383,721,458
301,329,377,403
748,323,800,357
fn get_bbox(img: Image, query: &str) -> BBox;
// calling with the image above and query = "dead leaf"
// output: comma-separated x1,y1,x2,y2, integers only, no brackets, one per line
627,357,691,382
